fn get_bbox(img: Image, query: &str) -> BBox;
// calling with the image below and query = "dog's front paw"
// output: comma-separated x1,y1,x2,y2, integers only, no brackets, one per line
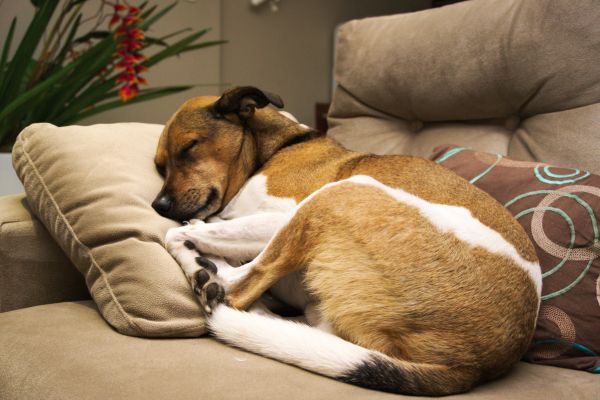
191,253,227,315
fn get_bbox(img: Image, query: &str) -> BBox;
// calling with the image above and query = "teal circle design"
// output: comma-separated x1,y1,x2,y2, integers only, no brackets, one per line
544,166,581,178
505,189,598,301
505,190,599,241
434,147,467,164
513,207,574,279
534,166,590,185
469,154,502,184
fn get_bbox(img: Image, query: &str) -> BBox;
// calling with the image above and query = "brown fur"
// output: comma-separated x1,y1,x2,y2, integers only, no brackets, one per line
225,182,538,392
155,87,540,395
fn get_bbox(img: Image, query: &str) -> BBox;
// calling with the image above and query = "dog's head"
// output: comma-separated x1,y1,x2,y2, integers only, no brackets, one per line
152,86,313,221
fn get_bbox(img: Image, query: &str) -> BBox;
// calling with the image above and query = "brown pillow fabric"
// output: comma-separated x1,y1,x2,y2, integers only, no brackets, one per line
12,123,205,337
432,146,600,373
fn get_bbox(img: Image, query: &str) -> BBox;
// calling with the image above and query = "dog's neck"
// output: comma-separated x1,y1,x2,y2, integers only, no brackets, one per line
247,111,317,166
221,110,318,207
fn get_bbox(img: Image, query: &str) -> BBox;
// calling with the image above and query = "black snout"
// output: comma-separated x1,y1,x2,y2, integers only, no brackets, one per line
152,194,173,216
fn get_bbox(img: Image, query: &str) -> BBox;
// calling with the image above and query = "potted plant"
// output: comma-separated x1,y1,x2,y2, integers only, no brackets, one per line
0,0,224,194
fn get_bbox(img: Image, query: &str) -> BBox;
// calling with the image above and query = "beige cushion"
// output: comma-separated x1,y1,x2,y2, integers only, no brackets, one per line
1,301,598,400
12,123,205,337
328,0,600,174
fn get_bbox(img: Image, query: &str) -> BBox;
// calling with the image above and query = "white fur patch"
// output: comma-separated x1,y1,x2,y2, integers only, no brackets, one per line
327,176,543,298
219,174,297,220
209,304,371,377
278,110,298,123
180,212,290,261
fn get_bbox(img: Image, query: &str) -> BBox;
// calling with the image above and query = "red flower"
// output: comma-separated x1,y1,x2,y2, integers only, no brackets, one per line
128,28,145,40
119,84,139,102
110,2,147,102
109,14,120,26
123,15,139,26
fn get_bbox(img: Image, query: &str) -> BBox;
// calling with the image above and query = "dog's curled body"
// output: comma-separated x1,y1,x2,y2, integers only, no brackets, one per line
155,87,542,396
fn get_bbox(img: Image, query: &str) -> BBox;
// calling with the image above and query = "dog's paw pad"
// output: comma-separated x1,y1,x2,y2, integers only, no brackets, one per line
194,269,211,288
195,256,217,274
191,266,226,315
205,282,225,303
184,240,197,250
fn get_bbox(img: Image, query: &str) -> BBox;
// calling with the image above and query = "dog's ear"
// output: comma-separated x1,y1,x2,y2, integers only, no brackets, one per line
214,86,284,120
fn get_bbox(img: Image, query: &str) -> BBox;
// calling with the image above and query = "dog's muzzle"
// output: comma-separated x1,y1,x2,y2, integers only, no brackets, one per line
152,188,219,222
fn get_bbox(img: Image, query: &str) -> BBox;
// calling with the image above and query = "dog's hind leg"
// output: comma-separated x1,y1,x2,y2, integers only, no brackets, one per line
216,196,329,311
182,201,314,313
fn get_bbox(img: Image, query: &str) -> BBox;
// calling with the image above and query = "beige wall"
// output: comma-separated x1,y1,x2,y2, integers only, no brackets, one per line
220,0,431,125
1,0,431,128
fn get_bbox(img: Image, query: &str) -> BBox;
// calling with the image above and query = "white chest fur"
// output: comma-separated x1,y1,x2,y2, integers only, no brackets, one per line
217,174,297,220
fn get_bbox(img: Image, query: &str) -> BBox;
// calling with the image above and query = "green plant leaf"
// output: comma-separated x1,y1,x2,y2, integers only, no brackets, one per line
143,29,210,68
74,30,110,44
43,38,116,120
145,36,169,48
140,4,157,20
0,43,95,141
65,0,87,13
140,1,177,29
51,13,81,71
158,28,192,42
0,0,59,106
52,79,117,124
178,40,227,55
0,17,17,93
69,85,193,122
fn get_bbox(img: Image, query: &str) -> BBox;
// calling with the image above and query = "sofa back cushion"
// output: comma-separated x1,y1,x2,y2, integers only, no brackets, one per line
328,0,600,174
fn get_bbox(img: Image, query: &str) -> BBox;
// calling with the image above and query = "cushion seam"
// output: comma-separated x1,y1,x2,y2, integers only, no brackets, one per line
18,130,144,336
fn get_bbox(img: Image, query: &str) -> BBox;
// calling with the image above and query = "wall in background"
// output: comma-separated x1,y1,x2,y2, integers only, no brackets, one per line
220,0,431,125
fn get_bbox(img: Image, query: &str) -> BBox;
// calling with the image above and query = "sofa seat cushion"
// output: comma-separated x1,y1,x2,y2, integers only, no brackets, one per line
0,301,598,400
12,122,204,337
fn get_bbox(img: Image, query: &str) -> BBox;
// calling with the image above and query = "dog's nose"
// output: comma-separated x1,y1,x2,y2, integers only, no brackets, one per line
152,194,173,215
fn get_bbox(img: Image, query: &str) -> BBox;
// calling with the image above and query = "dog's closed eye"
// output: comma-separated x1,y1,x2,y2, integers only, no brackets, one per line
178,139,200,159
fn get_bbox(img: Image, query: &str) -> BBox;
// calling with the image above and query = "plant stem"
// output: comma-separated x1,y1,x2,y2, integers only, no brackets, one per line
48,3,83,62
29,2,68,88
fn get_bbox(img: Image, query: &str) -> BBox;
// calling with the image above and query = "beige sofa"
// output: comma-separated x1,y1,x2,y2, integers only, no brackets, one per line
1,0,599,398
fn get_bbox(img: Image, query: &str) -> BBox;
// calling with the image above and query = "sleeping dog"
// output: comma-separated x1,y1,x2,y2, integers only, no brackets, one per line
152,86,541,396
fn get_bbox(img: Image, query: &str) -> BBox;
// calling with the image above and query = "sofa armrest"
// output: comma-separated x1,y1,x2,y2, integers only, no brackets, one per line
0,194,89,312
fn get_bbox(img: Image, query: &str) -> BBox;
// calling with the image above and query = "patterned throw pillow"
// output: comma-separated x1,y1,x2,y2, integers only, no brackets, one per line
432,146,600,373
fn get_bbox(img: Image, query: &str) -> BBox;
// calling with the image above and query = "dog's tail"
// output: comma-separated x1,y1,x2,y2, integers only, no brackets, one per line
208,305,478,396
